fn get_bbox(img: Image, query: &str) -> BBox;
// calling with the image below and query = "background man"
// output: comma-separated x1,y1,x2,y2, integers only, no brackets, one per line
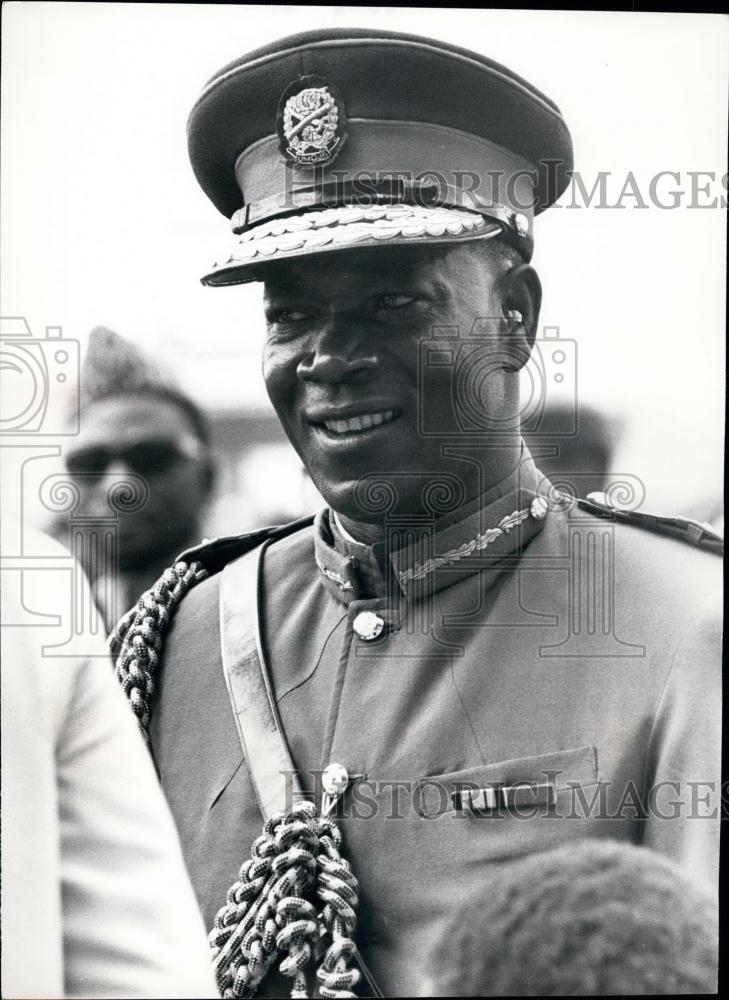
113,28,721,998
55,326,215,628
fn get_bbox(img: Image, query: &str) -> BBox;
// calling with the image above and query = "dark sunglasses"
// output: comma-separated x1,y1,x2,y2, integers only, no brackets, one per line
65,437,202,477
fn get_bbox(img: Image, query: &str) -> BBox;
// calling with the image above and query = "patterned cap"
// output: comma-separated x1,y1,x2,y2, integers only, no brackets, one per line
79,327,180,410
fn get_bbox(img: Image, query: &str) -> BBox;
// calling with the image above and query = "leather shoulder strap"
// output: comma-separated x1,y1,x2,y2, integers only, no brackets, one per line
219,539,303,821
179,513,315,575
218,537,385,1000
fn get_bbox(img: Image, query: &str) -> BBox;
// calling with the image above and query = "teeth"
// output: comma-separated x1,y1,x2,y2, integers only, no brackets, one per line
322,410,397,434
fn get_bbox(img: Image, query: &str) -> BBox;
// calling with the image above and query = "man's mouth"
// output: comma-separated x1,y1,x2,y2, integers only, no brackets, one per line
319,409,400,435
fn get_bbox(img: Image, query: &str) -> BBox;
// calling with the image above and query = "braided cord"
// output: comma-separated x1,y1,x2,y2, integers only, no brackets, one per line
210,801,361,999
108,559,208,740
110,561,363,998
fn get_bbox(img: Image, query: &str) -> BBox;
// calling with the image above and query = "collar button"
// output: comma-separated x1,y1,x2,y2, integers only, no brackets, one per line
530,496,549,520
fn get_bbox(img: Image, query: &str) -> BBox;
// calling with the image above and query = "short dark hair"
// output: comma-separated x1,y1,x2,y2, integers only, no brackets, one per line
430,840,717,996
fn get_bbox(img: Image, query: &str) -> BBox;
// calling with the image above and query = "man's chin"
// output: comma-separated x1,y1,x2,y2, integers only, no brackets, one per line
116,542,157,569
115,526,189,566
312,473,440,528
311,477,390,525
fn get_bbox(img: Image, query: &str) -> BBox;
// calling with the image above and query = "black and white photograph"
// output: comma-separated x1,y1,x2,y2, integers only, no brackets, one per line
0,4,725,997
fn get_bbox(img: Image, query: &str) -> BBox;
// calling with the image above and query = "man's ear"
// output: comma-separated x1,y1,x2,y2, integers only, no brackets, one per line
499,263,542,370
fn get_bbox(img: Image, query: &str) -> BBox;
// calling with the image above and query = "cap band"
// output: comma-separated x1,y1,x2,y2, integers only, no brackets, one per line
234,119,536,232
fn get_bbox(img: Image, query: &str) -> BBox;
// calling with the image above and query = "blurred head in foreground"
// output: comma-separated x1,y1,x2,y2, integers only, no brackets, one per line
426,840,717,996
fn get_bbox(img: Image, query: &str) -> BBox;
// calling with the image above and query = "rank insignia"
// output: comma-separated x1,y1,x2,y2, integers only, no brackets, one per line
277,75,347,167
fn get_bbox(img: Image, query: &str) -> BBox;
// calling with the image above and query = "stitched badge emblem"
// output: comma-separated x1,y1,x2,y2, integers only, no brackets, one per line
277,75,347,167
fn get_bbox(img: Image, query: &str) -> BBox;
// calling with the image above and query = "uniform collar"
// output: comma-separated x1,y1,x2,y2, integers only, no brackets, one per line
314,445,554,604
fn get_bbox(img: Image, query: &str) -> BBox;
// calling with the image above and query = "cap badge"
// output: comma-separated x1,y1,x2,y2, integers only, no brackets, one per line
278,76,346,167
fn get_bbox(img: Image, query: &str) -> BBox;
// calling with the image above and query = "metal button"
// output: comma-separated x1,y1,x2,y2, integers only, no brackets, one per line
352,610,385,641
530,496,549,520
322,763,349,796
321,763,350,816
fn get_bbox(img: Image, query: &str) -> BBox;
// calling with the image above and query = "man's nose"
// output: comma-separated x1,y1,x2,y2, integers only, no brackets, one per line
85,460,141,514
296,319,378,386
103,459,137,480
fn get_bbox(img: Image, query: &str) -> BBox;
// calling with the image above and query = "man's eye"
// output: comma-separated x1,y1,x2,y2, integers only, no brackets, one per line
378,294,417,310
270,308,310,323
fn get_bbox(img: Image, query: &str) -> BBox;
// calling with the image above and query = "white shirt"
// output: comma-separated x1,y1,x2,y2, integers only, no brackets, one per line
1,528,219,999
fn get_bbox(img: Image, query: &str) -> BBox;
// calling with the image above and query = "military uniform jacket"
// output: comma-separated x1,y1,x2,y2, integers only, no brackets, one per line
150,452,721,997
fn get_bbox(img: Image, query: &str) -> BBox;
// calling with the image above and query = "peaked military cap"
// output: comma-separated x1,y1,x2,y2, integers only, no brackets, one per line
188,28,573,285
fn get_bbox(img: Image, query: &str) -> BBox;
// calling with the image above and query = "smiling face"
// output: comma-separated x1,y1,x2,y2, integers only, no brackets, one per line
262,240,525,523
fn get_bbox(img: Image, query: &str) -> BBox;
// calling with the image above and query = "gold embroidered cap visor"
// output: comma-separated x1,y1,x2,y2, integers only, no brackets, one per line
187,28,573,286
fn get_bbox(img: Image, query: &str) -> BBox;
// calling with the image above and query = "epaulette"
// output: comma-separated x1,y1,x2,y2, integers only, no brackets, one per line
176,513,316,577
575,493,723,556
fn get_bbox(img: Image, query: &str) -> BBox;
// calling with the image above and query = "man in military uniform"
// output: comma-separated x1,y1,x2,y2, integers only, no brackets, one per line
113,28,721,998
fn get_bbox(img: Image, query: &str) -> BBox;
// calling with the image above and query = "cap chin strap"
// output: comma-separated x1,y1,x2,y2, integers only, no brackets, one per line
231,176,533,258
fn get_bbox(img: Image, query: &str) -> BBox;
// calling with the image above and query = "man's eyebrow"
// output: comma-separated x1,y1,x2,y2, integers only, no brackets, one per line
263,277,310,300
388,275,450,303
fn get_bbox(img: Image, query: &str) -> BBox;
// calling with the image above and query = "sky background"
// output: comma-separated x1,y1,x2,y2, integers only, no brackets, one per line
2,3,726,511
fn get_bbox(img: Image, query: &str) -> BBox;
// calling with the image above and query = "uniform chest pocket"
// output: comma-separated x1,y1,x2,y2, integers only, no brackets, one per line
416,744,598,818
